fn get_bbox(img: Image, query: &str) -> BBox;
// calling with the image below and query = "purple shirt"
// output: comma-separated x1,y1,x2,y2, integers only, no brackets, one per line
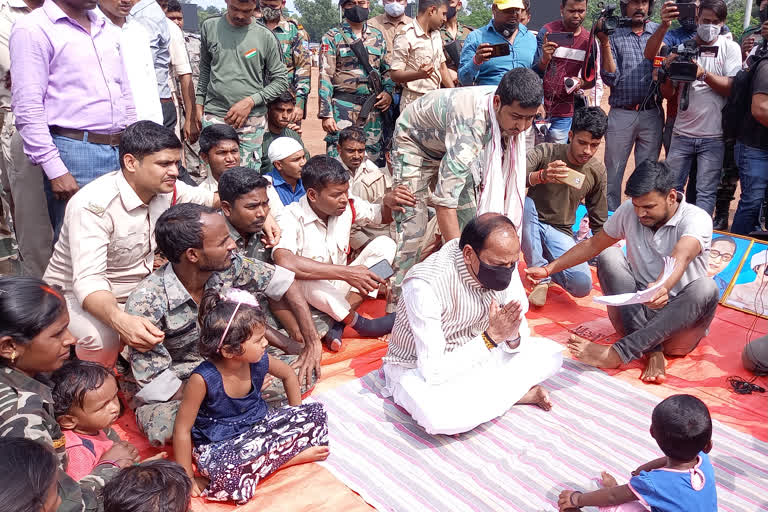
10,0,135,180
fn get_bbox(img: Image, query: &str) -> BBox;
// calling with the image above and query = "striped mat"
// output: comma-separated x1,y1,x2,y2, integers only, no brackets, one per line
313,359,768,512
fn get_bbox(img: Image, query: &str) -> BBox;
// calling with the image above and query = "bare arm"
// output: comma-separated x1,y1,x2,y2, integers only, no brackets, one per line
538,230,620,277
700,72,733,97
273,248,355,281
436,206,461,241
439,63,455,88
179,74,198,142
268,355,301,406
644,1,677,60
560,484,637,510
751,93,768,126
172,373,206,496
598,34,616,74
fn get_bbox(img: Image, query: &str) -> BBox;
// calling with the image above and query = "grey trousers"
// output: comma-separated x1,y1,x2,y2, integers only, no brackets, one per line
596,247,719,363
604,107,664,211
742,335,768,375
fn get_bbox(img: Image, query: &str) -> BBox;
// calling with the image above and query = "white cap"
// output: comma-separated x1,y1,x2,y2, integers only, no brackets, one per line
267,137,304,163
751,250,768,270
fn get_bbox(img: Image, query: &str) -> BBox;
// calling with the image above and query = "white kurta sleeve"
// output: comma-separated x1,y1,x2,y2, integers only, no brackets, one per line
405,278,491,385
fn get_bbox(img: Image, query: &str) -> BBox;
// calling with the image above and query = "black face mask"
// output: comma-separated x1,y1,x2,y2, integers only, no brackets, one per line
344,6,370,23
496,19,519,37
475,258,515,291
446,5,457,19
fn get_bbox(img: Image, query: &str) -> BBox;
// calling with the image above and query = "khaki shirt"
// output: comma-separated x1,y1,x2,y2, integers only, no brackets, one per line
391,19,445,95
344,158,394,250
44,171,215,304
368,12,412,65
0,0,31,111
275,194,380,265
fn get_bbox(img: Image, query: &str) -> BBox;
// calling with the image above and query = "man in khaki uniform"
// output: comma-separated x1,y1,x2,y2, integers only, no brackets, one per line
43,122,217,367
0,0,51,276
335,127,393,254
368,0,412,65
390,0,453,110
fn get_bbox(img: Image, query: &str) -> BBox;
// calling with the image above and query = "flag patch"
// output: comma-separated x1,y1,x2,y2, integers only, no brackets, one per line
244,48,258,59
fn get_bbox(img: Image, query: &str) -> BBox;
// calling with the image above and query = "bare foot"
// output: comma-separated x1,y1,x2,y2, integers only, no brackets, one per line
568,334,622,369
640,351,666,384
600,471,618,488
516,385,553,411
280,445,330,470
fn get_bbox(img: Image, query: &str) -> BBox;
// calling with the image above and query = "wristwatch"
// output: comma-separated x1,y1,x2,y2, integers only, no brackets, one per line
698,69,708,82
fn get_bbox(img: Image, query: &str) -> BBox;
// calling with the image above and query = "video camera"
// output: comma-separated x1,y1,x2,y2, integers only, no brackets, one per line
594,3,632,36
665,40,700,82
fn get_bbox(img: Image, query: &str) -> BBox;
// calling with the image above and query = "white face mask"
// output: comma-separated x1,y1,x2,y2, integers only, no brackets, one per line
697,23,720,43
384,2,406,17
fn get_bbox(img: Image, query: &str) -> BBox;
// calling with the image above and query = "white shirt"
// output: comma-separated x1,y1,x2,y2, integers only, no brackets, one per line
275,194,381,265
673,35,742,138
167,18,191,77
402,277,528,385
200,172,286,222
97,10,163,124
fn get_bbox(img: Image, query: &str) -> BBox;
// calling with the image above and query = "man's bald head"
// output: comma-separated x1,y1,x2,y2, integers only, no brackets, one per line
460,213,520,273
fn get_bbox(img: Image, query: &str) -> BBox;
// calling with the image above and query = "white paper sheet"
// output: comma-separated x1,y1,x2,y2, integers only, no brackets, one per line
593,257,676,306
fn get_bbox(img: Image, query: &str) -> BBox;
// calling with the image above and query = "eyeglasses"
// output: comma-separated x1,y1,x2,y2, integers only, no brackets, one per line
709,250,733,262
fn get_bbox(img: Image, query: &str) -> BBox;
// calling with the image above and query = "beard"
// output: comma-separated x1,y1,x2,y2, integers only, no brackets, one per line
261,6,282,22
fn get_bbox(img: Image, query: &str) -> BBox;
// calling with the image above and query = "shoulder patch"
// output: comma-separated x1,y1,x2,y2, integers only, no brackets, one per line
85,202,106,216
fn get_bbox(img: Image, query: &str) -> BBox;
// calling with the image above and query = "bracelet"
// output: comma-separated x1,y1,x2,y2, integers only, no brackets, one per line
473,55,483,66
570,491,583,507
698,69,708,82
482,331,497,350
539,169,547,184
543,266,551,278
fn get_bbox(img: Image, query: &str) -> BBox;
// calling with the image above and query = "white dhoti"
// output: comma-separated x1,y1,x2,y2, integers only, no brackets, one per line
382,337,563,435
299,236,396,321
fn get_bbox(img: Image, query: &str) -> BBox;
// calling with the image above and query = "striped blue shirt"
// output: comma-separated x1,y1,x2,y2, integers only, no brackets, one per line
601,22,660,108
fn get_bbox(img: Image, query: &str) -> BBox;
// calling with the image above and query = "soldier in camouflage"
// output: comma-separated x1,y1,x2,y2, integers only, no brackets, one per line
165,1,205,179
440,0,473,86
258,0,311,131
123,204,323,446
388,68,542,312
319,0,394,164
0,277,122,512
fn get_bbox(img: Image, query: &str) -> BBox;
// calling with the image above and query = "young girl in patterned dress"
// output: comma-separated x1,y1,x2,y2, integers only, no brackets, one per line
172,288,329,504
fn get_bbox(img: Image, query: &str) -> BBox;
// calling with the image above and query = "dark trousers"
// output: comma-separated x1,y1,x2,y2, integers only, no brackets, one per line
161,100,178,131
596,247,719,363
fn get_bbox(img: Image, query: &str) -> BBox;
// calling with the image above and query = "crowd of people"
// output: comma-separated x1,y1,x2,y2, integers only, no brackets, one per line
0,0,766,510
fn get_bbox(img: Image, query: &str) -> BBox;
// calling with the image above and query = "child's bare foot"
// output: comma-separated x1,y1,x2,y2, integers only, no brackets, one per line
281,445,330,470
568,334,622,369
640,351,666,383
516,385,553,411
600,471,618,488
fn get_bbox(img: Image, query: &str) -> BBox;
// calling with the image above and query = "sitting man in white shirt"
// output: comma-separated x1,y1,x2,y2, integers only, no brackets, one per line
383,213,563,435
273,155,416,349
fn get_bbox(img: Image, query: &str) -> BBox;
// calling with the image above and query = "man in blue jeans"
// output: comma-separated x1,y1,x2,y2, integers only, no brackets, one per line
660,0,740,216
522,106,608,306
731,44,768,235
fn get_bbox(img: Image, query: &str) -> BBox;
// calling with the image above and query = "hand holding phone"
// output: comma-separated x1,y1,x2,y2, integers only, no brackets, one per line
547,32,574,46
489,43,511,58
368,259,395,281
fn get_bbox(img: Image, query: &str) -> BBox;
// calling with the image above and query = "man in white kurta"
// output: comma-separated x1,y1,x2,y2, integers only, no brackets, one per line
382,213,563,435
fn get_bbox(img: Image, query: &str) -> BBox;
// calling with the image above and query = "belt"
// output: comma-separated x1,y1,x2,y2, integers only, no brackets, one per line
50,126,122,146
160,97,174,103
332,91,368,106
615,102,659,111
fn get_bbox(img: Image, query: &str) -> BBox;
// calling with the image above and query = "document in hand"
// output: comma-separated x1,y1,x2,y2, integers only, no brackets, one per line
592,257,676,306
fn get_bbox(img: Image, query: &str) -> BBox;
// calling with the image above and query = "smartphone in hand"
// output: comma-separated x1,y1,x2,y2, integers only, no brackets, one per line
489,43,511,58
369,259,395,280
547,32,574,46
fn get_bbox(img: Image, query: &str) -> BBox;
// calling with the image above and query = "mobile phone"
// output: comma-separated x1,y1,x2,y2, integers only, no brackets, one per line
675,1,697,21
561,169,586,190
489,43,511,58
547,32,574,46
369,259,394,280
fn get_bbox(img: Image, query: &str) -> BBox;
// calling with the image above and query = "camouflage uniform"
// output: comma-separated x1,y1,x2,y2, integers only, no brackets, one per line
388,86,497,311
225,218,334,340
319,21,394,163
0,363,119,512
122,254,310,446
0,115,19,275
440,21,474,72
182,32,203,179
259,15,311,117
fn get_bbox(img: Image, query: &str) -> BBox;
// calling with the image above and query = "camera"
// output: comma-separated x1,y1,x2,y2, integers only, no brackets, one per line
665,40,700,82
594,3,632,35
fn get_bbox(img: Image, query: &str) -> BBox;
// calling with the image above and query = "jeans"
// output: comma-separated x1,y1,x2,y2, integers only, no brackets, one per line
604,107,663,211
45,134,119,241
731,143,768,235
545,116,572,144
666,135,725,216
521,197,593,298
596,247,719,363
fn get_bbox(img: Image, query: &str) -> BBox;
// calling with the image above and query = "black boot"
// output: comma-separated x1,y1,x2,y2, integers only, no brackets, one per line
713,203,730,231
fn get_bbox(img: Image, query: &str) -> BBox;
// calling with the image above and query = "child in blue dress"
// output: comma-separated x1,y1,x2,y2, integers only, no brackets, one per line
173,288,329,504
558,394,718,512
